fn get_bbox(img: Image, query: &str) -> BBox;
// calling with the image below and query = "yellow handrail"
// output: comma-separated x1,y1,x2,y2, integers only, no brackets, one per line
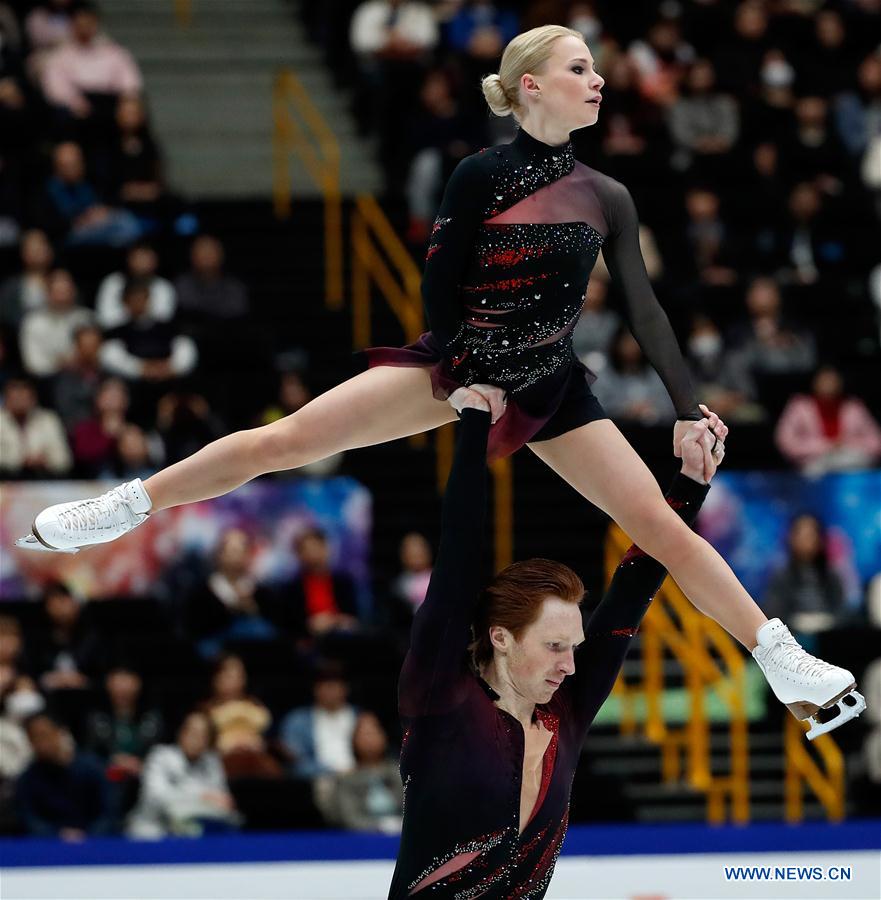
605,523,750,823
273,69,343,308
174,0,191,27
784,714,845,821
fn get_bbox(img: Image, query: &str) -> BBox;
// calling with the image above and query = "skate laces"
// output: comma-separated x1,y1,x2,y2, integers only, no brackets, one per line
57,489,138,535
772,637,839,681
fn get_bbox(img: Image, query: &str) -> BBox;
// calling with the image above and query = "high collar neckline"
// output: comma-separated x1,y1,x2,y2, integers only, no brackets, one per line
512,127,574,159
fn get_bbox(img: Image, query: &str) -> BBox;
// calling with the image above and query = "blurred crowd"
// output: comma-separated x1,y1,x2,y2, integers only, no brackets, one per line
0,526,439,839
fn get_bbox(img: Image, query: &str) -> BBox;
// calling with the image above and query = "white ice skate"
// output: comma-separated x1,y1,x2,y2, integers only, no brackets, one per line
752,618,866,740
15,479,152,554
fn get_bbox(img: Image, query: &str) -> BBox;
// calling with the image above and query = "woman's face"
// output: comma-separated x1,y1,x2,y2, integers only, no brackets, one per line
179,713,211,759
491,596,584,705
789,517,823,561
524,35,604,132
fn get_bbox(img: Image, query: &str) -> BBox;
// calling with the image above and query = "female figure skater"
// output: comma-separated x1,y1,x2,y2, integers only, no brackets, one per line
389,395,719,898
19,27,863,736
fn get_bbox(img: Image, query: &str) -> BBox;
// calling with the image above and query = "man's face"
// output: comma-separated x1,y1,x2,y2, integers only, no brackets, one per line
495,597,584,705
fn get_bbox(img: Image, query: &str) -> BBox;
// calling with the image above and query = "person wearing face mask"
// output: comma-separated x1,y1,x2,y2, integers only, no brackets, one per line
686,314,765,423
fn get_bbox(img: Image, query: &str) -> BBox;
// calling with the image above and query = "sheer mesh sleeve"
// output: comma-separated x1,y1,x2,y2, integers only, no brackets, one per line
564,473,710,737
398,408,490,717
421,154,489,351
598,178,702,420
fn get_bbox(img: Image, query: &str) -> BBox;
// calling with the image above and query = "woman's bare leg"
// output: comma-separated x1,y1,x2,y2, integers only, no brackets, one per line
528,419,767,649
145,367,457,511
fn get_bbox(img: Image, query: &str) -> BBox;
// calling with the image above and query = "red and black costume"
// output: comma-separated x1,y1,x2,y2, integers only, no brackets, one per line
390,409,709,898
367,129,701,460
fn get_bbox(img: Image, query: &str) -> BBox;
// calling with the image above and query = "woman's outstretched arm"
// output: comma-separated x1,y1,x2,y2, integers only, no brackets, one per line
399,405,491,717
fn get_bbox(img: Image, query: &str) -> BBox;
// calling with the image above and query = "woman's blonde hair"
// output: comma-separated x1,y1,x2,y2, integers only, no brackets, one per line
481,24,584,119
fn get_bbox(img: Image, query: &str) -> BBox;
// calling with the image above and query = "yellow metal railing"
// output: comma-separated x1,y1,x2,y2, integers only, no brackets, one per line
273,69,343,308
174,0,191,27
784,714,845,821
605,524,750,823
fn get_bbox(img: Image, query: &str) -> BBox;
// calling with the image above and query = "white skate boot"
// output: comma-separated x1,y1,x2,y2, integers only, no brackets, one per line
15,479,152,554
752,618,866,740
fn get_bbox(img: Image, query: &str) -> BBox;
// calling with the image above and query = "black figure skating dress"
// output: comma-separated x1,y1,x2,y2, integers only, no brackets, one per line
367,128,701,459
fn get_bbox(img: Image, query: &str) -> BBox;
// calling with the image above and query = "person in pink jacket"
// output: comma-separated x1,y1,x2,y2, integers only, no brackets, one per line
40,1,142,119
775,365,881,474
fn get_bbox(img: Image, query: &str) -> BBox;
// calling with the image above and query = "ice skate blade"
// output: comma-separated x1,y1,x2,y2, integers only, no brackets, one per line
786,682,856,720
805,691,866,741
14,533,80,555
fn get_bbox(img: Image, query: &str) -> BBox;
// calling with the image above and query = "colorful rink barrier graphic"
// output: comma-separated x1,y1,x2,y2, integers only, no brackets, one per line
0,479,371,601
697,470,881,606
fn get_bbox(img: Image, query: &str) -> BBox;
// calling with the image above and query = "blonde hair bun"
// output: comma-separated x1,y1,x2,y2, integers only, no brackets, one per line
481,74,513,117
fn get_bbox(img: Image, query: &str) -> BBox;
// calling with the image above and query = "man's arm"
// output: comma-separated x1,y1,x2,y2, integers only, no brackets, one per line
398,407,490,717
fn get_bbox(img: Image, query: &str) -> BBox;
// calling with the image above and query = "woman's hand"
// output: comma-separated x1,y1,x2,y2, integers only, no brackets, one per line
449,384,507,423
680,418,726,484
674,403,728,458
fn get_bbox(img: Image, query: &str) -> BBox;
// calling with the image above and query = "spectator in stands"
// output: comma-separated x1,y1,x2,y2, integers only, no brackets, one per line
103,422,158,480
405,67,482,243
685,314,765,422
594,54,666,184
25,0,74,77
127,710,239,838
99,277,198,387
835,52,881,159
202,654,282,779
349,0,439,173
0,616,29,691
284,527,359,638
187,527,278,660
390,531,433,616
107,93,165,218
19,268,91,378
95,241,175,329
712,0,769,95
734,142,788,265
445,2,519,63
572,275,620,372
777,181,847,290
40,1,142,121
780,96,848,190
0,377,72,476
627,17,693,107
320,712,403,833
44,140,141,246
70,375,130,475
0,704,32,832
801,8,852,97
31,582,102,693
174,235,248,323
592,328,675,425
0,229,54,333
728,276,816,377
680,187,739,292
17,712,113,838
280,661,358,779
85,665,163,819
667,58,739,176
52,322,104,429
775,365,881,475
763,514,847,637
